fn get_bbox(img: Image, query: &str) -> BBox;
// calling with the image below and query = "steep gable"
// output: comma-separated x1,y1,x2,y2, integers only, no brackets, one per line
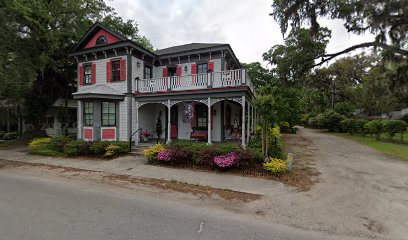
71,23,128,52
84,29,122,49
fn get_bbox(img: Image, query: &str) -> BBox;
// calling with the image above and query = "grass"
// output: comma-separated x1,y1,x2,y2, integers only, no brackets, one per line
330,132,408,161
379,130,408,143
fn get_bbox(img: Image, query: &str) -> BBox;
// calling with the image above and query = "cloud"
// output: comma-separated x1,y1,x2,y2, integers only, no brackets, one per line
107,0,375,64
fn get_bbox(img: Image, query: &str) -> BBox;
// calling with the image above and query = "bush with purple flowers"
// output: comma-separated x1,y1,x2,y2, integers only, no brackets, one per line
157,149,175,162
213,152,239,168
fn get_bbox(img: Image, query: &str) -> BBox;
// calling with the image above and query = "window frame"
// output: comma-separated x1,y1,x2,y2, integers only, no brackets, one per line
96,36,108,46
144,65,153,79
111,60,121,82
196,104,207,129
83,102,94,127
197,63,208,75
101,101,116,127
83,64,92,85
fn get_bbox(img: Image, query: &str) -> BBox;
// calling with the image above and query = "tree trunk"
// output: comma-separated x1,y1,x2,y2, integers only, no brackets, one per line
6,107,10,133
261,125,265,156
265,126,269,158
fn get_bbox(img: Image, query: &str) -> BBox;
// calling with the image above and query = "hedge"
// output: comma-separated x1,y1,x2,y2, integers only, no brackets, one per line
28,137,129,158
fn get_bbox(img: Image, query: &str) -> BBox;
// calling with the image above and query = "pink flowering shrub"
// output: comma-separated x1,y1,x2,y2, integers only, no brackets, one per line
213,152,239,168
157,149,175,162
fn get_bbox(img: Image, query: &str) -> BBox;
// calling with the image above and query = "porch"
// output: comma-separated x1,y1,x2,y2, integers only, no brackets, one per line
134,95,257,147
136,69,255,94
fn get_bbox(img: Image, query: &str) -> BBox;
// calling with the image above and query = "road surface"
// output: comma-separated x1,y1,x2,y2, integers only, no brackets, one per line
0,170,355,240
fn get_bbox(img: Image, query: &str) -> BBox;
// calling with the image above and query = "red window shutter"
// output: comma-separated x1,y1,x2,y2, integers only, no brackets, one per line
120,59,126,81
225,63,229,71
162,68,168,77
208,62,214,72
106,62,112,82
191,64,197,84
79,65,84,85
191,64,197,74
176,66,182,76
91,64,96,84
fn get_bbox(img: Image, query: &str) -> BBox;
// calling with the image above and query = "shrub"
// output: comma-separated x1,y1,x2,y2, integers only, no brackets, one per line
383,120,407,140
213,152,239,168
90,141,110,156
340,118,358,134
235,150,257,169
248,126,283,159
157,148,176,162
308,113,324,129
170,147,194,164
2,132,20,140
364,120,384,140
196,148,219,166
322,110,346,132
169,140,209,154
104,144,122,158
263,158,288,174
63,140,83,157
109,141,129,153
278,121,290,132
29,138,54,155
144,144,165,161
355,119,368,134
216,143,241,155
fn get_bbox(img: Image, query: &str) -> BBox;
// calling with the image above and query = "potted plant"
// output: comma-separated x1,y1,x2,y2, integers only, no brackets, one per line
140,129,151,142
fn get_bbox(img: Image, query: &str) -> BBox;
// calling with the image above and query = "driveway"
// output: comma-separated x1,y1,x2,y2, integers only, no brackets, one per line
264,128,408,239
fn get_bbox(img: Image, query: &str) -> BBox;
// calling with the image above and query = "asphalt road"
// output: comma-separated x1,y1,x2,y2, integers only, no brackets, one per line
0,171,357,240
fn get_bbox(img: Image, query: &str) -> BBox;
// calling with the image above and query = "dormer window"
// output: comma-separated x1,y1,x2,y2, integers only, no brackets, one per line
96,36,108,46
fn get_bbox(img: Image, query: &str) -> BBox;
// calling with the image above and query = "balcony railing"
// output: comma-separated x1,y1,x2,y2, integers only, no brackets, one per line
136,69,254,94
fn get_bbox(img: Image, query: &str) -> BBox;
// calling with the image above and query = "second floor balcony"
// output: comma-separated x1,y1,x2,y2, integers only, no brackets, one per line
136,69,254,94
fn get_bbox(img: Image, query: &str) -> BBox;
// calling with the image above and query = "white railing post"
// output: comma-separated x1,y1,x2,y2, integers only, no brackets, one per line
241,69,246,85
207,72,212,88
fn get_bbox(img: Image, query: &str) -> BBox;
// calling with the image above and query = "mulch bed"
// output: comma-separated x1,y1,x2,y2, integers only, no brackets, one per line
148,130,320,191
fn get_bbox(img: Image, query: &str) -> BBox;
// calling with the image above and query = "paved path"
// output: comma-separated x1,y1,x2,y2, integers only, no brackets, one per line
0,148,286,196
265,128,408,240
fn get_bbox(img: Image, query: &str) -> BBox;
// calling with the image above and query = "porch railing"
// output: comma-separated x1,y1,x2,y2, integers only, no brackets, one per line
136,69,254,94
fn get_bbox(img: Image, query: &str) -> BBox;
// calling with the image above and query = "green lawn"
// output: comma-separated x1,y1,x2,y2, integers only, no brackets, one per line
330,132,408,161
379,130,408,143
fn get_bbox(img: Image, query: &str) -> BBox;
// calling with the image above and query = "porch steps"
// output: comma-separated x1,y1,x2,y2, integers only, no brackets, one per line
129,144,151,157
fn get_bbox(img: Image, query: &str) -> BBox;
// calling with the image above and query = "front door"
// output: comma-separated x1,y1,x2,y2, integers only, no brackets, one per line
170,105,178,139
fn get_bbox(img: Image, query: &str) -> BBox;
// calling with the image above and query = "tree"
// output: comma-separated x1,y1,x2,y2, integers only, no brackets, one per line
241,62,273,89
270,0,408,67
0,0,153,130
263,27,331,82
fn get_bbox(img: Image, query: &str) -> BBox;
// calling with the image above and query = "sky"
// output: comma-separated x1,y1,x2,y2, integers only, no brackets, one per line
107,0,374,65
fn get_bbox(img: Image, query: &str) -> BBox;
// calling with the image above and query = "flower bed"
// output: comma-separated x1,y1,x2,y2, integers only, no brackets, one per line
28,137,129,159
144,136,289,177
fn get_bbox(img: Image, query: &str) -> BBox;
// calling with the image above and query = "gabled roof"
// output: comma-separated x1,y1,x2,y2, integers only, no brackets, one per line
154,43,227,56
71,23,128,52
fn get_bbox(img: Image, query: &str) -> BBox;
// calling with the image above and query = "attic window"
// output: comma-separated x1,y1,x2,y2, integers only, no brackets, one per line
96,36,108,46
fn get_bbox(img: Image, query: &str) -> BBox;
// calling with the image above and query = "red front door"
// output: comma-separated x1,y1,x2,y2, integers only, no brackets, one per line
170,105,178,139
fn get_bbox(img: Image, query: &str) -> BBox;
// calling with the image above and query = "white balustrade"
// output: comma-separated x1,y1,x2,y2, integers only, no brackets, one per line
137,69,254,94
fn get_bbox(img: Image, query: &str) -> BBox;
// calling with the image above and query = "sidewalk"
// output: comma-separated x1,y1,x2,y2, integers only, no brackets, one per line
0,149,288,196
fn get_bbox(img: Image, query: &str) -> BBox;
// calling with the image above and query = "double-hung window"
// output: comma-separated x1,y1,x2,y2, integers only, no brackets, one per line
197,63,208,75
111,60,121,82
196,104,207,128
83,102,94,126
144,65,152,79
102,102,116,126
83,65,92,84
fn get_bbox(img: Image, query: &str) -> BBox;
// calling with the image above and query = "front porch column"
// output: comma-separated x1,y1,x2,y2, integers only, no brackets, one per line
207,97,212,145
247,102,250,144
135,101,139,146
241,96,246,148
167,100,171,144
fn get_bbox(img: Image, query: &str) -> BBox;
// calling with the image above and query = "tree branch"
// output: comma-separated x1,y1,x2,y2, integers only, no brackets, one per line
311,41,408,68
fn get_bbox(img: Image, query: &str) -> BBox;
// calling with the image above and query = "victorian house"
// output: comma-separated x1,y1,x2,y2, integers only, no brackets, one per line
70,23,256,147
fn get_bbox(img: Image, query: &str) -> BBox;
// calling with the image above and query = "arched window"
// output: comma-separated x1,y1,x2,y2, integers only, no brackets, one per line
96,36,108,46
